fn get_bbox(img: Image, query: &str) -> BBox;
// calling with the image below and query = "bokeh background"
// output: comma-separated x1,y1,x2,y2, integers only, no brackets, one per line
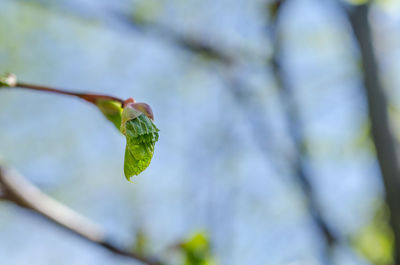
1,0,400,265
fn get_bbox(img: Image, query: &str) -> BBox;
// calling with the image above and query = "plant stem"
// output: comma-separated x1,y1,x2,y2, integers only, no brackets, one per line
14,82,124,105
0,165,163,265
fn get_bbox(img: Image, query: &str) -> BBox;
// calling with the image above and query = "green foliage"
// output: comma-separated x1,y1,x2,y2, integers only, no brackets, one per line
345,0,369,5
131,0,161,25
0,76,7,87
351,203,394,265
95,99,123,129
133,229,148,256
181,232,217,265
120,105,159,181
95,99,159,181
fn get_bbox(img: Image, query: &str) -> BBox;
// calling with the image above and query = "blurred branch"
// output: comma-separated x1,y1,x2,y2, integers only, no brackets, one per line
116,12,234,65
268,0,337,263
347,4,400,264
15,0,234,65
0,165,162,265
224,74,285,174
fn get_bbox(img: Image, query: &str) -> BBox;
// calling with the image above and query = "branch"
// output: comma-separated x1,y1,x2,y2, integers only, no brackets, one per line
347,4,400,264
14,0,234,65
0,73,124,105
16,82,124,105
115,12,234,65
0,165,163,265
268,1,337,263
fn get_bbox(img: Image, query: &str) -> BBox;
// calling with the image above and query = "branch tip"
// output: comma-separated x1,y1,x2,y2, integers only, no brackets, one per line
0,73,17,87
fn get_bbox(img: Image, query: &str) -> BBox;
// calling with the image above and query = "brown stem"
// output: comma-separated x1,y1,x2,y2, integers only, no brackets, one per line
15,82,124,105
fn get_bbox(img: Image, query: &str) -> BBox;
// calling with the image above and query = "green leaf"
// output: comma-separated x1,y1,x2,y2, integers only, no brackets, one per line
133,229,148,256
95,99,123,129
181,232,217,265
121,105,159,181
351,202,394,265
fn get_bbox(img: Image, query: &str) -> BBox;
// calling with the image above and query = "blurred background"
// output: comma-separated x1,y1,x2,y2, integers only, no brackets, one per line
1,0,400,265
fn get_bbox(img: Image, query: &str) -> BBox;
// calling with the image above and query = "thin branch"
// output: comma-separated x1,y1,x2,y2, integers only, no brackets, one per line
0,165,163,265
223,75,286,176
268,1,337,263
115,11,234,65
16,82,124,105
15,0,234,65
0,73,124,105
347,4,400,264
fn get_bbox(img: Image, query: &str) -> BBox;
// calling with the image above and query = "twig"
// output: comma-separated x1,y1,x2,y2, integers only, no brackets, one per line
115,11,234,65
14,0,234,65
268,1,337,263
0,73,124,105
347,4,400,264
0,165,162,265
16,82,124,105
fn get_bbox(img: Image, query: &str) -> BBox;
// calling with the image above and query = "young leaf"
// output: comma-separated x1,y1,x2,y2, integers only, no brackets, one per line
120,103,159,181
95,99,123,129
181,232,217,265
